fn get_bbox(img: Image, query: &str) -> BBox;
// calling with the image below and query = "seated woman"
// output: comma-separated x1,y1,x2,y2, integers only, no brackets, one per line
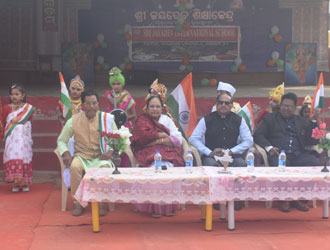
131,95,185,217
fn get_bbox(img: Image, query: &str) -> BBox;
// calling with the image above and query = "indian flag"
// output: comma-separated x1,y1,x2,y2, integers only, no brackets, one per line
59,72,72,120
238,101,255,133
165,73,197,137
310,72,325,117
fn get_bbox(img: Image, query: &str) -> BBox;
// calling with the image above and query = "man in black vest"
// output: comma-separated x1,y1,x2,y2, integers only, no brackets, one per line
254,92,321,212
190,93,253,210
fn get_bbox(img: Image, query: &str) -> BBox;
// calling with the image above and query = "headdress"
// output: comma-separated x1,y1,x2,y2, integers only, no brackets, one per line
147,79,167,102
109,67,125,87
70,75,85,90
217,82,236,96
269,83,284,103
303,95,312,108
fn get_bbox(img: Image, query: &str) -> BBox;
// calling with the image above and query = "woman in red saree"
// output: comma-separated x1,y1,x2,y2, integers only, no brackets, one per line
131,95,185,217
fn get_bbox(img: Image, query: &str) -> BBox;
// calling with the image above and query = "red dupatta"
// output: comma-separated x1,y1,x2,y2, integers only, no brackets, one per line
131,114,184,167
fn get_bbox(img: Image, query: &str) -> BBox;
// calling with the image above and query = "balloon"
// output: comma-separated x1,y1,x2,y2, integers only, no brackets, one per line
175,23,183,32
234,57,242,66
239,64,247,72
116,28,125,35
201,78,209,86
267,59,276,67
124,56,131,64
186,64,193,72
100,42,108,48
179,0,187,4
97,33,104,43
125,63,133,71
119,63,125,70
275,59,284,67
124,24,131,32
271,25,279,34
94,64,102,71
271,51,280,60
93,41,100,48
231,64,238,72
268,33,274,39
102,63,110,71
183,22,191,30
125,32,132,41
183,57,190,65
176,13,185,24
96,56,104,65
273,34,282,43
186,2,194,9
179,65,186,71
209,78,217,87
178,4,186,12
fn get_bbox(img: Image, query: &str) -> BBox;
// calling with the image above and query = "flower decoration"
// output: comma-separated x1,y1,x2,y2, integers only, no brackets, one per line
312,122,330,150
101,126,132,153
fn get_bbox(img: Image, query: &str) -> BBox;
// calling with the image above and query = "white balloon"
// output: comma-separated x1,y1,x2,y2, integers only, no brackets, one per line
119,64,125,70
271,51,280,60
124,24,131,32
271,25,279,35
97,56,104,65
176,13,185,24
234,57,242,66
186,3,194,9
97,33,104,43
179,65,186,71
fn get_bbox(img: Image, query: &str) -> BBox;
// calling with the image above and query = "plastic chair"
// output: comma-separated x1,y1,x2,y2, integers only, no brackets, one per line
54,148,69,211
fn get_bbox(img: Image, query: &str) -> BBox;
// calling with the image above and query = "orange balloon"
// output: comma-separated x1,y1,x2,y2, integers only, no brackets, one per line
267,59,275,67
93,41,100,48
183,22,191,30
183,57,190,65
273,34,282,43
239,64,247,72
180,0,187,4
125,63,133,71
94,64,102,71
125,32,132,41
209,78,217,87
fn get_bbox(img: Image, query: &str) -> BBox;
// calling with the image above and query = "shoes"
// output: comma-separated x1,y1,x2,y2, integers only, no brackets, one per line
99,203,108,217
12,186,19,192
165,211,176,217
292,200,309,212
72,204,85,216
279,201,291,213
22,186,30,192
234,201,244,211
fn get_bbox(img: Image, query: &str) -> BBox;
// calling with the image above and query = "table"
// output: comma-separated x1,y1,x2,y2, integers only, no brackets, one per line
75,167,212,232
205,166,330,230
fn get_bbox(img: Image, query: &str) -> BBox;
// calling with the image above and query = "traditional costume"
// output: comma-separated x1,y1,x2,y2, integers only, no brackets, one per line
57,111,117,205
131,113,184,216
105,67,136,130
3,103,35,185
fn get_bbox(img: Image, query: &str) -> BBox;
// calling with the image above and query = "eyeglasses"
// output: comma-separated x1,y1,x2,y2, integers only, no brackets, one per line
84,101,98,107
149,105,162,109
280,104,295,109
217,101,232,106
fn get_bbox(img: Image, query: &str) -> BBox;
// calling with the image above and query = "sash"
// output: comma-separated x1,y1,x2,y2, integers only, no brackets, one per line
4,103,35,139
99,111,114,154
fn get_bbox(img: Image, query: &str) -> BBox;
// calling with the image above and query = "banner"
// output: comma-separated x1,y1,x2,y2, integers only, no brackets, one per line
42,0,58,32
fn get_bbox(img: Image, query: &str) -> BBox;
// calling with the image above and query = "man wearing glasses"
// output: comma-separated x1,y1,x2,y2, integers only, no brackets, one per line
57,90,118,217
254,92,321,212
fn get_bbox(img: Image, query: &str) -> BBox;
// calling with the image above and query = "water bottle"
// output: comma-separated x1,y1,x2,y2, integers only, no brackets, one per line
246,149,254,172
154,150,162,173
185,151,193,173
278,150,286,172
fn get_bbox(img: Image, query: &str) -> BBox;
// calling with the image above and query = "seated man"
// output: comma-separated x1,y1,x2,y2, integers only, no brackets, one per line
57,90,117,216
254,92,321,213
190,93,253,210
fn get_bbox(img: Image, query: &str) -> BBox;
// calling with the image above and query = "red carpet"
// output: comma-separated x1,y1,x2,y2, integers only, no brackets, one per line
2,184,330,250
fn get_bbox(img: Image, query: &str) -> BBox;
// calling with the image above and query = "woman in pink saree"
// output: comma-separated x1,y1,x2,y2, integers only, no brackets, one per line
131,95,185,217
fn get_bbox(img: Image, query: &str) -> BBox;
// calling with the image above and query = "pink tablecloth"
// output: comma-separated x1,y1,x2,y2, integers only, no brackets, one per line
75,167,211,207
204,166,330,202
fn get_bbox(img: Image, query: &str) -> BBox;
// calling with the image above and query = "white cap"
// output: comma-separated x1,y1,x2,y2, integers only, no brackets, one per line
217,82,236,96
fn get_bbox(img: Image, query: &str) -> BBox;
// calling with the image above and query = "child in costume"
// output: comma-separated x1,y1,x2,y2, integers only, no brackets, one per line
105,67,136,130
3,84,35,192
